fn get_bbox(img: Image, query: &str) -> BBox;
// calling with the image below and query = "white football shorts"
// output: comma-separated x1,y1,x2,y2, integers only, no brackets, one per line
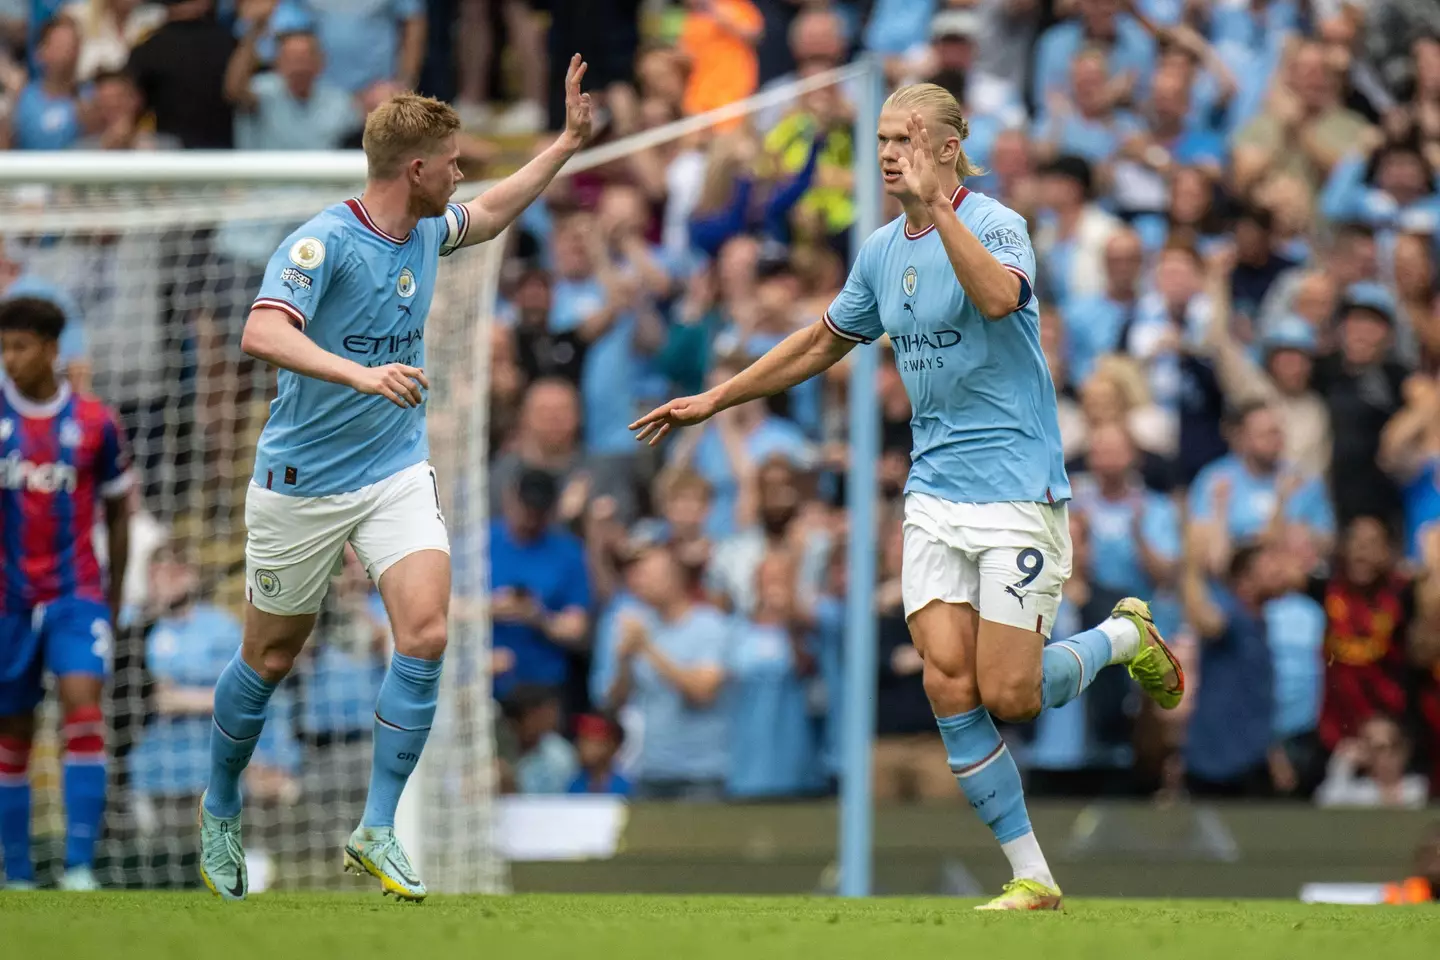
244,460,450,616
901,491,1072,636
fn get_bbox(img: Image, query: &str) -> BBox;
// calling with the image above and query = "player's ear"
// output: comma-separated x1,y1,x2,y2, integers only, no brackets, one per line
937,134,960,167
407,155,426,186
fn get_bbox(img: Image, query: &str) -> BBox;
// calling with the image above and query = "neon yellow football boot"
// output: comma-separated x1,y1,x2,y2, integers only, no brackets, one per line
1113,597,1186,711
975,878,1064,911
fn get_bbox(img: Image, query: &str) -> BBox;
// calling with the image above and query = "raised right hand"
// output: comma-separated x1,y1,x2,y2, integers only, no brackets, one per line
630,391,722,445
350,363,429,408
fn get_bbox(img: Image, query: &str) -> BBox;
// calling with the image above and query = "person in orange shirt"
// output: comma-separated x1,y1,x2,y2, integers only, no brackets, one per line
679,0,764,121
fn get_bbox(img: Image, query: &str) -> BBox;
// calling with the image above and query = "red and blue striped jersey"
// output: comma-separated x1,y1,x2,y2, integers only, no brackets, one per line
0,378,133,612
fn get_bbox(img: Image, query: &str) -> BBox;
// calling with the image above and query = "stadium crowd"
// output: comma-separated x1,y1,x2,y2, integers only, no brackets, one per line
3,0,1440,884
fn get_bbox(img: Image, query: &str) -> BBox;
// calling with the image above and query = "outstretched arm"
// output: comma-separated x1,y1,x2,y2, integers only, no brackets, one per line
630,320,855,444
898,113,1025,319
455,54,594,247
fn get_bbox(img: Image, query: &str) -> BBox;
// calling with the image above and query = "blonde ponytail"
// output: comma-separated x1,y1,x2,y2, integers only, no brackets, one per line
883,83,985,179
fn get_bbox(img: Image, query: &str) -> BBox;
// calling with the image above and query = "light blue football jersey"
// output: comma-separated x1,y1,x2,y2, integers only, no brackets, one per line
825,186,1070,505
251,198,469,497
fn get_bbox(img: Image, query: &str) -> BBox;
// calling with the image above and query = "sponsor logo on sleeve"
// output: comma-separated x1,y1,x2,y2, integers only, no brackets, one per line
280,267,313,290
289,237,326,270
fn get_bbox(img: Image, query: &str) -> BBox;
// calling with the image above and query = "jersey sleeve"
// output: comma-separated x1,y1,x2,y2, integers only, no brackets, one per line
97,406,136,500
251,221,341,331
823,237,884,344
973,207,1036,312
439,202,471,256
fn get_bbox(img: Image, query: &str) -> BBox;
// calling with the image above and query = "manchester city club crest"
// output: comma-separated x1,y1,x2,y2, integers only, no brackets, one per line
397,267,417,298
903,265,918,297
255,569,282,598
289,237,326,270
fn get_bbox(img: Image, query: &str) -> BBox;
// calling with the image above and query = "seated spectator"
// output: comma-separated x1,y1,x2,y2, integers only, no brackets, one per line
1188,401,1334,560
62,0,165,82
603,543,730,802
225,21,357,150
488,468,591,699
308,0,424,95
726,549,822,800
1,16,82,150
126,0,236,148
566,713,631,796
1179,535,1290,798
1315,714,1429,808
502,685,579,795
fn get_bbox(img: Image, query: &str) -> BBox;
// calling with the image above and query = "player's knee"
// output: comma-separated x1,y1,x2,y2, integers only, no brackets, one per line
245,643,299,683
394,614,448,661
980,676,1041,723
922,660,979,715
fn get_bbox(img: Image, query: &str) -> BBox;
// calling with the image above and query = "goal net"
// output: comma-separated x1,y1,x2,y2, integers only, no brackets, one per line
0,172,504,893
0,61,866,894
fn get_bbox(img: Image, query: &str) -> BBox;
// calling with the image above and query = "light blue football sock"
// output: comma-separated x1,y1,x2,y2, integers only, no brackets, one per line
205,652,276,819
1040,626,1114,710
362,652,443,829
936,706,1032,844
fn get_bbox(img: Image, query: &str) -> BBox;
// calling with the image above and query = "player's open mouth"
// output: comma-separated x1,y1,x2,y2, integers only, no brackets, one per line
882,170,902,183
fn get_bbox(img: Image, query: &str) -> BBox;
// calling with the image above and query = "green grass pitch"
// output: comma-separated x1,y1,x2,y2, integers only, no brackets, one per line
3,893,1437,959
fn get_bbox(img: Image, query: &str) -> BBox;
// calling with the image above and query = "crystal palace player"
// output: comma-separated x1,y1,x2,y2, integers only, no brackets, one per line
0,297,132,891
198,60,593,902
632,84,1185,910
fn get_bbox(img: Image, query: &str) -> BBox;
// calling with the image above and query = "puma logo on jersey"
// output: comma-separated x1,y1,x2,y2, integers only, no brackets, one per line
0,453,78,494
1004,585,1026,608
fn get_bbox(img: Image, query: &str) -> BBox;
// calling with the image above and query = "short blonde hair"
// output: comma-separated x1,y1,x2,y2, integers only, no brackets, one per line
362,93,461,180
884,83,984,179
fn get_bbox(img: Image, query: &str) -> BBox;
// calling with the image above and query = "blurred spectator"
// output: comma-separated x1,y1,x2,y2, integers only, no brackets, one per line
1203,247,1331,480
1061,227,1144,385
667,354,814,541
1033,155,1121,309
63,0,165,82
128,544,297,853
1031,0,1155,112
679,0,763,122
1233,39,1372,196
1315,284,1408,527
489,467,591,699
1033,47,1144,169
453,0,545,133
74,68,177,148
1380,370,1440,563
1180,536,1290,797
603,543,730,801
1074,353,1173,466
1315,714,1429,808
502,685,579,795
1,15,81,150
566,712,631,796
307,0,425,95
707,456,829,617
225,20,357,150
726,548,823,799
1189,402,1334,564
1303,516,1416,754
126,0,236,148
